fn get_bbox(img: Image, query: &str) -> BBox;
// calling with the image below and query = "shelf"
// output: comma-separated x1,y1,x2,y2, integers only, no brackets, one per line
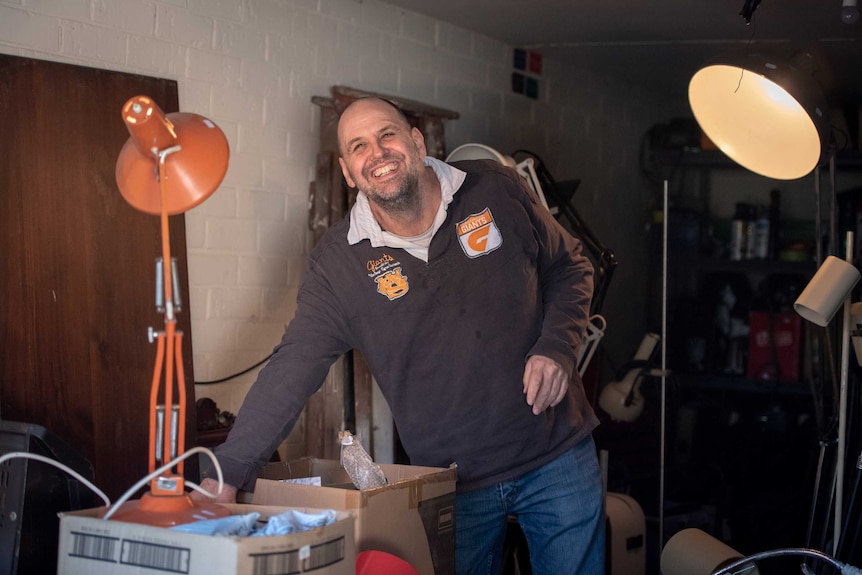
690,258,816,274
654,148,862,171
674,372,812,396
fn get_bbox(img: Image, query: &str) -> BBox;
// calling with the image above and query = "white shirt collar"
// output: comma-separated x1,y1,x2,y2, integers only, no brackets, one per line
347,156,466,250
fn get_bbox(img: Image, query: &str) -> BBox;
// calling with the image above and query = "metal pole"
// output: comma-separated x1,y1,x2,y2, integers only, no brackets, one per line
659,179,669,550
836,229,854,552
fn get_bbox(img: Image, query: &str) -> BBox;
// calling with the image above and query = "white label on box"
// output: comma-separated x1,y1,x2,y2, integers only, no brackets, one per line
120,539,191,572
280,476,322,486
68,530,120,563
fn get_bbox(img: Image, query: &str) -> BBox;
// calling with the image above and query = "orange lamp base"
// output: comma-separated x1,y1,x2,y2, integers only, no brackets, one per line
104,491,232,528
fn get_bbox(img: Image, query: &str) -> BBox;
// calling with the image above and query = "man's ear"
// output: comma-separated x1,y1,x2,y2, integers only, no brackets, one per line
411,127,427,158
338,157,356,189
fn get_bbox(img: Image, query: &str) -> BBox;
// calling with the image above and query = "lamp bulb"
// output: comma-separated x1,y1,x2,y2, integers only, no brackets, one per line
842,0,859,23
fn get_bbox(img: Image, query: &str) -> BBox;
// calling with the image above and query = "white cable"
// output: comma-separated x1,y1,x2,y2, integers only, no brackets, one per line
0,452,111,508
102,445,224,521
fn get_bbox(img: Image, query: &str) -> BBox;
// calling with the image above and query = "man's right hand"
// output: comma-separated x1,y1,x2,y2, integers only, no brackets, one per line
190,477,238,503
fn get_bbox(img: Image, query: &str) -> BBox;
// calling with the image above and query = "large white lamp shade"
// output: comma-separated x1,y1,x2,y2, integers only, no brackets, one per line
688,51,830,180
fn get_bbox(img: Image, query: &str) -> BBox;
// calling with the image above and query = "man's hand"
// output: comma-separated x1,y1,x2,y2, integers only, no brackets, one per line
523,354,570,415
189,477,238,504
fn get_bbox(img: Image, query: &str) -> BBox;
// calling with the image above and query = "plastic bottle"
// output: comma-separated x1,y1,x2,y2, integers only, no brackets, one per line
339,430,387,490
744,204,757,260
730,203,746,261
769,190,781,260
753,205,770,260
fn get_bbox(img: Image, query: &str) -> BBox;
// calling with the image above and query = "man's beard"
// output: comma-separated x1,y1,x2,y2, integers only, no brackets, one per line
364,169,421,216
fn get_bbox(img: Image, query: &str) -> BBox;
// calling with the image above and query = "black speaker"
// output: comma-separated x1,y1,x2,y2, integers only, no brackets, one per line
0,421,95,575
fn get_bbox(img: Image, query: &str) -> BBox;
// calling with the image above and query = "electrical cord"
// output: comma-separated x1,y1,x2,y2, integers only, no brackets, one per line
0,452,111,508
0,446,226,522
103,445,224,520
195,353,273,385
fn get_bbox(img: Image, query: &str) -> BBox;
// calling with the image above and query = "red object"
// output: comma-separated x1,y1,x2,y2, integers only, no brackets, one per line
356,551,421,575
528,51,543,74
747,312,801,382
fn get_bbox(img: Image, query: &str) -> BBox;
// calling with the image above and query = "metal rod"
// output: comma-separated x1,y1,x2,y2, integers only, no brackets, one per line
155,257,164,312
835,229,854,553
171,257,183,312
154,406,165,465
805,440,827,549
659,179,669,549
170,405,180,462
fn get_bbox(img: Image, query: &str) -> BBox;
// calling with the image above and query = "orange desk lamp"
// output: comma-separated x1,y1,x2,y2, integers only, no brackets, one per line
108,95,230,526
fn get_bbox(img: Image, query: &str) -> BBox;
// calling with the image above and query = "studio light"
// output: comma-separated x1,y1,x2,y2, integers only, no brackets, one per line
794,254,860,327
688,50,830,180
662,528,757,575
108,96,231,526
794,242,861,549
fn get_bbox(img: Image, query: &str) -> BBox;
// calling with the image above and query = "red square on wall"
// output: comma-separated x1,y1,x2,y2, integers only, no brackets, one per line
746,312,801,382
529,51,542,75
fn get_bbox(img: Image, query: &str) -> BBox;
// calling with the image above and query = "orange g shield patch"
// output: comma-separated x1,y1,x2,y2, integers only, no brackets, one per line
456,208,503,258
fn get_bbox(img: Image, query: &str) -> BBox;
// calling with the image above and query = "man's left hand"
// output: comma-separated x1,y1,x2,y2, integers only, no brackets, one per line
523,355,570,415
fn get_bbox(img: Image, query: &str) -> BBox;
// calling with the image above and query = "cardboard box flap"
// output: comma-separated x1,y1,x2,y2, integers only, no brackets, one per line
260,457,457,495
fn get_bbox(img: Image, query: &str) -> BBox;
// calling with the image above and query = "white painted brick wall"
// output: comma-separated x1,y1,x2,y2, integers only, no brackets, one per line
0,0,674,456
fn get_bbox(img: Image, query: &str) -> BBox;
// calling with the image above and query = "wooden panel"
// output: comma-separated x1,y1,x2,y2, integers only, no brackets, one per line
0,55,196,500
309,152,332,244
304,355,348,459
352,351,374,454
305,86,459,460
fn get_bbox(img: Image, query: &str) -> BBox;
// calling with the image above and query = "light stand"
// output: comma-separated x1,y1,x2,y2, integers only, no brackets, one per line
510,149,619,316
445,143,610,370
445,143,552,209
795,239,862,552
678,22,861,570
446,144,619,316
107,96,231,526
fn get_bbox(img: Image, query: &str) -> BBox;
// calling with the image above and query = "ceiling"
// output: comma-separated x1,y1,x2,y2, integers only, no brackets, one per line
379,0,862,109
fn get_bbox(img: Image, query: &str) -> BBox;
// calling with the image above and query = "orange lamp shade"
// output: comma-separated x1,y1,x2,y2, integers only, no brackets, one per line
115,95,229,215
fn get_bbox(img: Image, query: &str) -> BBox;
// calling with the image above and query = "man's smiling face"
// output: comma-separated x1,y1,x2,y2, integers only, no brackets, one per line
337,98,427,212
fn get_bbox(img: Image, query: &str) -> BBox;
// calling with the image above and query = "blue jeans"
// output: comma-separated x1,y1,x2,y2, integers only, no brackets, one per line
455,436,605,575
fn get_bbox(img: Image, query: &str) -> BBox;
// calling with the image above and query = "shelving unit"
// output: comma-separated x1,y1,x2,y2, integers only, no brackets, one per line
643,147,848,570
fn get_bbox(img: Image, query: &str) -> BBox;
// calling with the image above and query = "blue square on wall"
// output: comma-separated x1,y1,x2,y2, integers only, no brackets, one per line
513,48,527,70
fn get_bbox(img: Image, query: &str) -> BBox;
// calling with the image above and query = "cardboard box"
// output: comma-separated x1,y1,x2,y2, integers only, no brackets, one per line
254,458,457,575
57,503,355,575
747,311,802,382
